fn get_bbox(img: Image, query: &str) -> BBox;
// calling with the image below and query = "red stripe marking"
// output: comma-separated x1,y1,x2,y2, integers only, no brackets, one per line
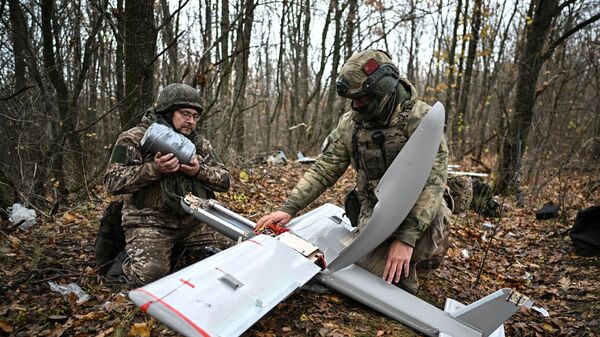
180,278,196,288
247,239,263,246
140,301,152,313
136,288,212,337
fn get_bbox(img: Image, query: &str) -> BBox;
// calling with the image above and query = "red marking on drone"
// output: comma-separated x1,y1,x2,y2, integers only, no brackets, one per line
135,289,212,337
180,278,196,288
247,239,263,246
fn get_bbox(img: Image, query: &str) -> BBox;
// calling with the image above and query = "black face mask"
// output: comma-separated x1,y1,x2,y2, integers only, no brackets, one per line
352,90,397,123
352,96,378,119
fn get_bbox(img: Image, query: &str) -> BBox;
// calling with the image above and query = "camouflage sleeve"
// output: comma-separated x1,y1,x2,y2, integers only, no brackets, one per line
392,103,449,246
194,139,231,192
103,129,164,195
279,124,351,216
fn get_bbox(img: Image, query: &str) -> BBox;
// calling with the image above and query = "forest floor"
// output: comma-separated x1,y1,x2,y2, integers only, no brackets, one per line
0,160,599,337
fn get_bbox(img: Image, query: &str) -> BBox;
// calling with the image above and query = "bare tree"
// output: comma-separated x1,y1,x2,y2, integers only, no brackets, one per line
495,0,600,194
454,0,482,153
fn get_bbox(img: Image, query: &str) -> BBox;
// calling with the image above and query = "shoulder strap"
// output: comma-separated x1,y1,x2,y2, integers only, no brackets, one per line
352,120,362,168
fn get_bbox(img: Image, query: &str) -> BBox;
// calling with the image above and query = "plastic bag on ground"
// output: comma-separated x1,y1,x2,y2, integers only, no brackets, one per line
48,281,91,304
8,203,37,230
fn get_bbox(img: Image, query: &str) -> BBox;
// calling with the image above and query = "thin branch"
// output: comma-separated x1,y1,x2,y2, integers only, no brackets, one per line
146,30,186,69
543,12,600,61
156,0,190,32
0,85,34,100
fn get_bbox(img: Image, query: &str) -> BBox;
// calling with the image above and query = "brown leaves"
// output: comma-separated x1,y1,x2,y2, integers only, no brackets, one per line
1,162,599,337
128,321,152,337
0,320,13,333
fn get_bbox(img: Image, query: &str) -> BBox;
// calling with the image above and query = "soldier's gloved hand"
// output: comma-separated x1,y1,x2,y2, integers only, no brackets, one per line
383,239,413,284
255,211,292,231
180,156,200,177
154,152,180,174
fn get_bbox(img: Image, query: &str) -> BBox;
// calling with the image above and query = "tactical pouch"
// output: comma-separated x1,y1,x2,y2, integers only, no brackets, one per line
160,175,209,216
95,201,125,276
344,189,360,227
385,148,400,169
360,148,387,180
133,174,211,215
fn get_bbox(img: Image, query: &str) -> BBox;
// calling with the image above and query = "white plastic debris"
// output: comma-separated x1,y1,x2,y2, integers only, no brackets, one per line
460,249,470,258
8,203,37,230
267,151,288,166
48,281,91,304
482,221,494,229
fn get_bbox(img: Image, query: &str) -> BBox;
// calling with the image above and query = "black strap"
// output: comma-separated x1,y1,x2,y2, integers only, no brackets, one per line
352,120,362,168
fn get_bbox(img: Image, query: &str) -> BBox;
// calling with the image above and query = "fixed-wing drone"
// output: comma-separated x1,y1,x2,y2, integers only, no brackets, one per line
129,103,546,337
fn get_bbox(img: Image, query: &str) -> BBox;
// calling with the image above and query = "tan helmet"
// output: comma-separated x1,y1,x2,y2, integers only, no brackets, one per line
336,49,400,99
154,83,204,115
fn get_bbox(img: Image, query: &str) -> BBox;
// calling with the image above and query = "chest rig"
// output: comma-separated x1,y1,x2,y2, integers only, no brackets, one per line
352,102,413,185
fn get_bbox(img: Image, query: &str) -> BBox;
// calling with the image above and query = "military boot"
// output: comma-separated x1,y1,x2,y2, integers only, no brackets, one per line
105,250,128,284
398,263,419,295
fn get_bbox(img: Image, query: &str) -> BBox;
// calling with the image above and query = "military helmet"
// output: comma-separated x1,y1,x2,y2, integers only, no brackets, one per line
336,50,400,99
154,83,204,115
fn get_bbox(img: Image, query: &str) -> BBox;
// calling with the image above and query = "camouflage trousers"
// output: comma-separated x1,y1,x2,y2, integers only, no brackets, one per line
356,199,451,278
122,214,232,287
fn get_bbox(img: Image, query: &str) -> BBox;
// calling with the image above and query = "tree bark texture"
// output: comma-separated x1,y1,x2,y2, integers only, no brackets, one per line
122,0,156,130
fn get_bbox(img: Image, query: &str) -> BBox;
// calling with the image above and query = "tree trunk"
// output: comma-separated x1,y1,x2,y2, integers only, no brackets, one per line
322,0,342,134
495,0,559,194
455,0,482,153
8,0,28,91
160,0,180,83
122,0,156,130
444,0,461,129
0,168,17,219
232,0,255,154
115,0,125,118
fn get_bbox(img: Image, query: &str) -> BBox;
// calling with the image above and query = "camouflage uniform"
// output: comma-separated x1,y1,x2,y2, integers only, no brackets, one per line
104,109,232,287
280,51,450,285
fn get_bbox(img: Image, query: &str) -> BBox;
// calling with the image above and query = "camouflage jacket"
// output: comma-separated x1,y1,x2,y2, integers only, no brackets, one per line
280,78,448,247
104,111,231,218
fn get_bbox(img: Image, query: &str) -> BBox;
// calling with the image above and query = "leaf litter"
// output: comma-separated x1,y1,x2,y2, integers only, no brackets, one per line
0,163,598,336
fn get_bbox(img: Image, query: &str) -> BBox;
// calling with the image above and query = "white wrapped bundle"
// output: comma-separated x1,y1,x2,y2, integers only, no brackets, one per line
141,123,196,163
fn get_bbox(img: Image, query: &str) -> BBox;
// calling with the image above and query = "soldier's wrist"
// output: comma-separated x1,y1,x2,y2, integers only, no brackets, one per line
277,205,298,218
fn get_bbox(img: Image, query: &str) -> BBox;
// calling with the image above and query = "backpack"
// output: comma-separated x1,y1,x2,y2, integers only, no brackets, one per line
95,201,125,275
570,206,600,256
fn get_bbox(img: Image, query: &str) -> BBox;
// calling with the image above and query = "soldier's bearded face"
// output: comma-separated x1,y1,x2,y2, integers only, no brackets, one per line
172,108,199,135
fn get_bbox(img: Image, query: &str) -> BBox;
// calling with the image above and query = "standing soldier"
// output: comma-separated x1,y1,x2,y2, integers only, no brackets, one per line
103,83,232,286
257,50,450,294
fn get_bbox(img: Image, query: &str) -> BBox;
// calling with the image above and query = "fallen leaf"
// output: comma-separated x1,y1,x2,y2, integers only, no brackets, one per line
129,322,151,337
0,320,13,333
75,311,102,320
8,235,20,248
542,323,555,333
95,327,114,337
239,170,250,182
376,330,384,336
62,212,78,224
